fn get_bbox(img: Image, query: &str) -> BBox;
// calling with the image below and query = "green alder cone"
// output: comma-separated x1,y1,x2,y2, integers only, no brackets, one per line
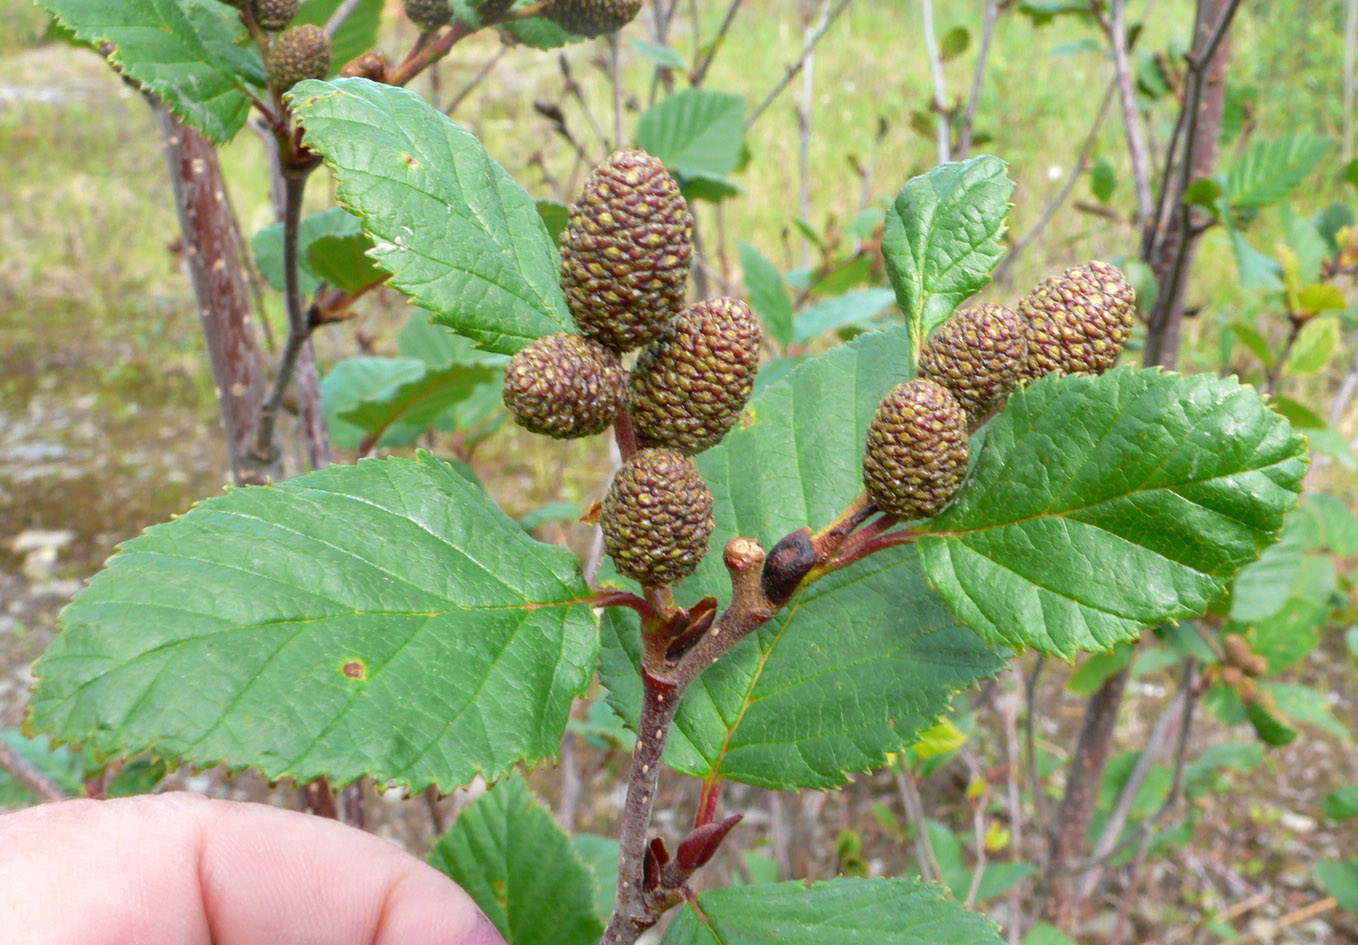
475,0,518,18
252,0,300,30
402,0,452,31
560,148,694,352
503,332,629,438
1020,260,1135,381
602,448,714,586
862,379,969,519
919,302,1027,421
546,0,643,37
631,298,762,455
267,24,332,91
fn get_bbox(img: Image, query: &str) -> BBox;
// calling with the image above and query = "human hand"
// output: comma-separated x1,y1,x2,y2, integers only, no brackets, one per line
0,792,507,945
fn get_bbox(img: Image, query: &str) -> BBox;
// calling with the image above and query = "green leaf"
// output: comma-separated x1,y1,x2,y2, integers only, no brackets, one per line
0,731,87,805
1298,284,1347,314
290,78,573,354
881,156,1013,357
570,834,620,922
1322,786,1358,821
517,501,579,533
793,288,897,344
635,89,745,179
1067,644,1135,694
505,14,581,49
677,169,744,203
1229,318,1274,367
1227,511,1310,623
253,207,366,294
662,878,1004,945
1287,315,1341,375
1268,683,1350,742
338,360,500,446
1317,860,1358,912
1023,923,1077,945
429,778,602,945
536,199,569,245
1270,398,1356,469
737,240,794,348
37,0,254,143
1306,493,1358,554
1090,157,1116,203
293,0,382,74
630,36,686,70
1244,698,1298,746
939,26,970,60
1183,176,1224,209
307,234,384,293
323,357,429,448
1018,0,1094,24
1227,134,1334,208
29,455,598,792
598,329,1005,790
919,369,1309,659
1228,226,1284,290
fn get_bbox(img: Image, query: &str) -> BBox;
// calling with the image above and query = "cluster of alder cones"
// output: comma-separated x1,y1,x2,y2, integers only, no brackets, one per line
505,148,1137,588
402,0,643,37
862,260,1137,520
503,148,760,588
224,0,333,91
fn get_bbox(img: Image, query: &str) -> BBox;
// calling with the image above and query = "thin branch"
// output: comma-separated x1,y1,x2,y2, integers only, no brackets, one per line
253,163,317,463
1328,345,1358,426
797,0,829,266
446,46,509,116
1108,0,1154,222
0,739,67,803
994,79,1117,284
1262,318,1303,396
957,0,1000,159
921,0,951,163
895,768,945,884
744,0,854,129
324,0,365,36
691,0,746,87
1345,0,1358,162
608,34,626,151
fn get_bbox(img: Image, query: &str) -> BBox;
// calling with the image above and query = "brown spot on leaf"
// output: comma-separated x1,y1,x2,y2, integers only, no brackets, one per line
341,660,366,680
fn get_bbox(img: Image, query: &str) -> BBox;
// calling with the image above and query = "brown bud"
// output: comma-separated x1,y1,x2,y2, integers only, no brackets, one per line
1219,665,1244,688
1222,633,1251,668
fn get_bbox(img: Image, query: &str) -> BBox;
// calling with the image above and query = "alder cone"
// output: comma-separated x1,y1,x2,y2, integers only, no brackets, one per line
502,333,628,438
560,149,693,352
1020,260,1135,381
631,298,762,455
476,0,517,17
267,24,332,90
601,449,714,586
862,379,969,519
546,0,644,37
402,0,451,31
919,302,1028,421
253,0,299,30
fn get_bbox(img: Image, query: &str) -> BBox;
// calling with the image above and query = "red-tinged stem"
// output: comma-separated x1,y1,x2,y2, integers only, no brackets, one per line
808,491,877,558
589,589,656,618
386,3,544,92
614,409,639,462
0,740,66,803
694,777,724,828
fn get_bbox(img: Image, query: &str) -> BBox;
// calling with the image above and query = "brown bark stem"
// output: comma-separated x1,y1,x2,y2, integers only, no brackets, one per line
156,107,280,487
0,739,67,804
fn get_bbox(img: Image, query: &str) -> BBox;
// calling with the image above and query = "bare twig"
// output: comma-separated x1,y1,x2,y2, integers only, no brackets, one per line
447,46,509,116
1328,346,1358,425
324,0,365,36
921,0,951,163
797,0,830,266
609,34,626,150
1107,0,1154,222
895,768,945,884
745,0,854,129
691,0,745,87
957,0,1000,159
1346,0,1358,162
0,739,67,803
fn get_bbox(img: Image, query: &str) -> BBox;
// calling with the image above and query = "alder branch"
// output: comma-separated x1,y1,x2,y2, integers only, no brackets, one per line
446,46,508,115
0,739,67,804
745,0,854,129
957,0,1000,159
324,0,365,36
921,0,951,163
1106,0,1154,222
691,0,746,87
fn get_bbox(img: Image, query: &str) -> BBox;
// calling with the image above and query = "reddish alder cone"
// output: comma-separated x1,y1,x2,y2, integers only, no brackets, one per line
600,448,715,586
558,148,694,352
919,301,1028,420
502,333,629,438
862,379,970,519
266,24,332,91
1019,260,1136,381
630,298,762,455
